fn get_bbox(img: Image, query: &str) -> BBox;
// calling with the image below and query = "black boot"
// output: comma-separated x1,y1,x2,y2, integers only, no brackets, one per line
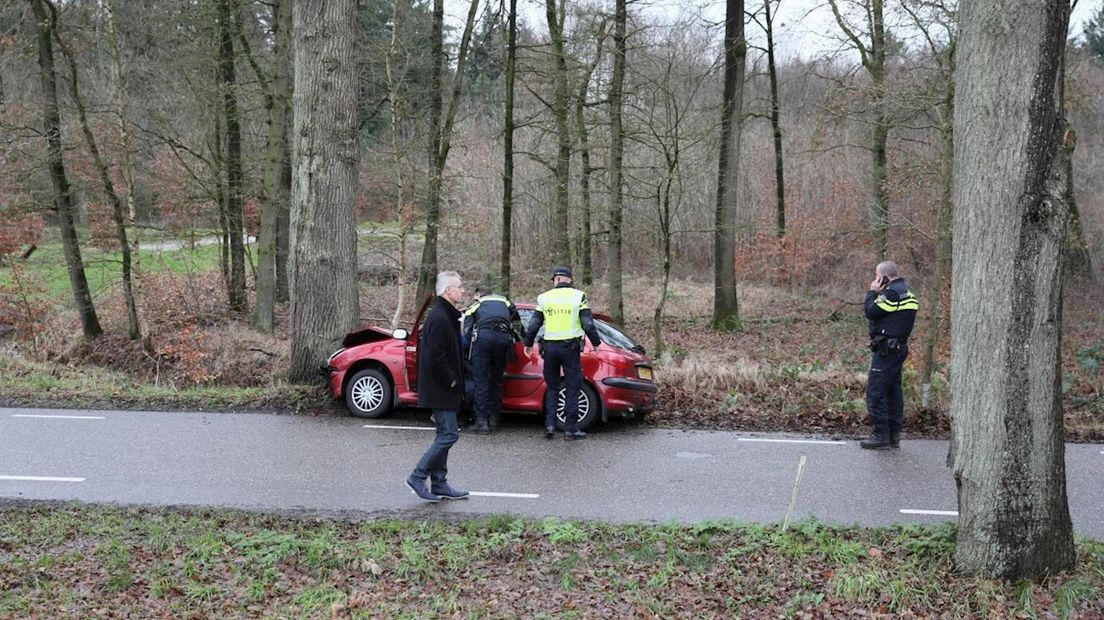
890,430,900,448
468,419,490,434
860,433,893,450
489,414,501,430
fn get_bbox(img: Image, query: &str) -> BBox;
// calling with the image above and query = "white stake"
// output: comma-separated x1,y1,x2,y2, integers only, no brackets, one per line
782,454,807,532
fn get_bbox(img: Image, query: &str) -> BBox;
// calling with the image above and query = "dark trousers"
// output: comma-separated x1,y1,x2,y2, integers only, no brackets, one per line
412,409,459,486
866,345,908,436
471,331,512,425
542,340,582,433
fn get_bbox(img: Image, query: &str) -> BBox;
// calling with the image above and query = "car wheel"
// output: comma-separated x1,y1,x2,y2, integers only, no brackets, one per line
344,368,393,418
554,383,600,431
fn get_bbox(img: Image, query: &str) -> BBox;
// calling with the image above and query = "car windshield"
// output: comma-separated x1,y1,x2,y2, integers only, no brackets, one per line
517,309,644,353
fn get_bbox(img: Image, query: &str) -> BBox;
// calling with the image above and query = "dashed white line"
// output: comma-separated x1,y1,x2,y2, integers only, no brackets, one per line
469,491,540,499
363,424,434,431
900,509,958,516
11,414,106,420
0,475,86,483
737,438,846,445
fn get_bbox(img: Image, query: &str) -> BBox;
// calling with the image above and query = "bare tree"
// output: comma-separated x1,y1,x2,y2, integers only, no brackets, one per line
950,0,1075,579
288,0,360,382
827,0,890,258
49,0,141,341
415,0,481,303
544,0,572,266
712,0,745,332
254,0,293,333
217,0,246,312
27,0,101,340
500,0,517,294
755,0,786,237
573,17,607,286
607,0,627,324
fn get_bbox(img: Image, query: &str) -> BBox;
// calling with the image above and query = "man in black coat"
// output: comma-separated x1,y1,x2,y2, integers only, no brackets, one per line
405,270,470,502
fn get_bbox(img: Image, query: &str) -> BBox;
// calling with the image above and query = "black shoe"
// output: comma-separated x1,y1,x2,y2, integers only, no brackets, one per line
860,434,893,450
564,430,586,441
544,426,555,439
489,417,501,430
468,422,490,435
405,476,441,502
430,483,470,500
890,430,900,448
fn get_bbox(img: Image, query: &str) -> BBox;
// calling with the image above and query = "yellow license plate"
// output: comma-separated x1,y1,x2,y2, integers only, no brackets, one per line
637,367,653,381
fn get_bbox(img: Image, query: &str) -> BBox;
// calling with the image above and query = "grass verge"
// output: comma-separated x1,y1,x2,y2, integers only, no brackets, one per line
1,504,1102,618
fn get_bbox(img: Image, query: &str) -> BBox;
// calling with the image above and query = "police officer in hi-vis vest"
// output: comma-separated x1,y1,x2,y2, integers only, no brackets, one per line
523,267,602,440
462,286,520,434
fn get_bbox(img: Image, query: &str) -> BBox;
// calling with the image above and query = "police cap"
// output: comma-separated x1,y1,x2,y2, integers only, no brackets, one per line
551,266,573,280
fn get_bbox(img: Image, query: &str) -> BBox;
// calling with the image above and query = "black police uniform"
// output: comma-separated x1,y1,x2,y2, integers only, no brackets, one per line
462,293,520,432
863,278,919,447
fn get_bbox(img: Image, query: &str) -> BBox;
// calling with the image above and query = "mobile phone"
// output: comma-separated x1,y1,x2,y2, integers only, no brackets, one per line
878,275,889,288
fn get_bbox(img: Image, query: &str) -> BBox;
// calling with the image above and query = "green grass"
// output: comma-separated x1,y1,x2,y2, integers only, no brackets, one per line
1,231,224,301
3,505,1099,618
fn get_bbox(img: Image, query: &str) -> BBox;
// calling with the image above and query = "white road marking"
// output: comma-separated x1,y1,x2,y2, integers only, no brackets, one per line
363,424,434,431
737,438,846,445
0,475,85,482
900,509,958,516
469,491,540,499
11,414,106,420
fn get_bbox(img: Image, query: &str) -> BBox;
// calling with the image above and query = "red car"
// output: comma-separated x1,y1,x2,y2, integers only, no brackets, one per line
325,297,657,431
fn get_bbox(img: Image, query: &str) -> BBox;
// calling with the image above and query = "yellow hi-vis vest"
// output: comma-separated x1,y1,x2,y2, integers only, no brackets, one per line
536,287,588,341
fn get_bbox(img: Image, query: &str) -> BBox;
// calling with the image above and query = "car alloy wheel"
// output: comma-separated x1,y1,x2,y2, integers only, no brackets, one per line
555,383,599,431
345,368,393,418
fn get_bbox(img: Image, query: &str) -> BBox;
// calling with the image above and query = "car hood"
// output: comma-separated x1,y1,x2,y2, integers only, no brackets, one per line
342,325,398,348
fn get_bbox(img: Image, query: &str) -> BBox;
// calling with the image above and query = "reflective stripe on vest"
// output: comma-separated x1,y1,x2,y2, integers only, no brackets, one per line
537,287,586,340
875,291,919,313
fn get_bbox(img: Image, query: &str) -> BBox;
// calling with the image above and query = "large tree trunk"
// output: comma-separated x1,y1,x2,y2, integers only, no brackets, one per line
764,0,786,238
712,0,744,332
950,0,1075,579
255,0,292,332
870,0,888,259
288,0,360,382
218,0,246,312
607,0,626,324
545,0,571,266
28,0,101,340
50,0,140,341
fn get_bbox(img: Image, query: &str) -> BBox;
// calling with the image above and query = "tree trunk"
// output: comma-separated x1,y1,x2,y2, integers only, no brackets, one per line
574,28,603,286
416,0,479,303
276,144,291,302
607,0,626,324
218,0,246,312
870,0,888,259
920,87,953,408
255,0,292,332
288,0,360,382
50,0,140,341
388,0,410,328
712,0,744,332
545,0,571,266
28,0,101,340
950,0,1075,579
1058,42,1093,279
499,0,516,295
764,0,786,238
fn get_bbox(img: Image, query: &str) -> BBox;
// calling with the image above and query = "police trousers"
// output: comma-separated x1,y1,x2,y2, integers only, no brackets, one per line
866,343,908,436
542,339,583,432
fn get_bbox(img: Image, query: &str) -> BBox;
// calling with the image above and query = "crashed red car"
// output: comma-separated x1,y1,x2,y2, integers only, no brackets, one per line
325,297,657,430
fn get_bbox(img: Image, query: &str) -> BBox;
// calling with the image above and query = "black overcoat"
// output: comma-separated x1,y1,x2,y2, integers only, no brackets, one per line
417,296,464,410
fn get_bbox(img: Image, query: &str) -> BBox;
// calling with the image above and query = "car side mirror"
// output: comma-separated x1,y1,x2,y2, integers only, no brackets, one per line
392,328,409,340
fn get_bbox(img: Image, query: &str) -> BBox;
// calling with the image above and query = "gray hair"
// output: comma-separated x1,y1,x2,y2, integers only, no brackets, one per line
876,261,900,279
435,270,461,296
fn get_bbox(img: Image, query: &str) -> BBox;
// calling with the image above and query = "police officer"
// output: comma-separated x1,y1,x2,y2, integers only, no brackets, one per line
861,261,919,450
523,267,602,440
462,285,520,434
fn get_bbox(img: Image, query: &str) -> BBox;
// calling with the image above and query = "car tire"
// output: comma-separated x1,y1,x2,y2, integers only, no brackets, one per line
554,383,600,431
344,368,393,418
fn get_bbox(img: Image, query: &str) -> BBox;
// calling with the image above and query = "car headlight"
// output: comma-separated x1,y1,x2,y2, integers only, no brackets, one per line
327,348,346,364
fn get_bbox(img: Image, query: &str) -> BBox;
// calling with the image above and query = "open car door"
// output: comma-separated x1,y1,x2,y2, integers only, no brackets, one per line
404,295,434,393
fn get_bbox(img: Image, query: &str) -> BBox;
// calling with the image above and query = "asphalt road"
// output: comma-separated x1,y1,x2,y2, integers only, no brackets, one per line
1,407,1101,537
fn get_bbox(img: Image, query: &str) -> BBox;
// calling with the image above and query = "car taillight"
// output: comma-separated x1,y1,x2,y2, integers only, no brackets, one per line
327,348,346,364
636,365,654,381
